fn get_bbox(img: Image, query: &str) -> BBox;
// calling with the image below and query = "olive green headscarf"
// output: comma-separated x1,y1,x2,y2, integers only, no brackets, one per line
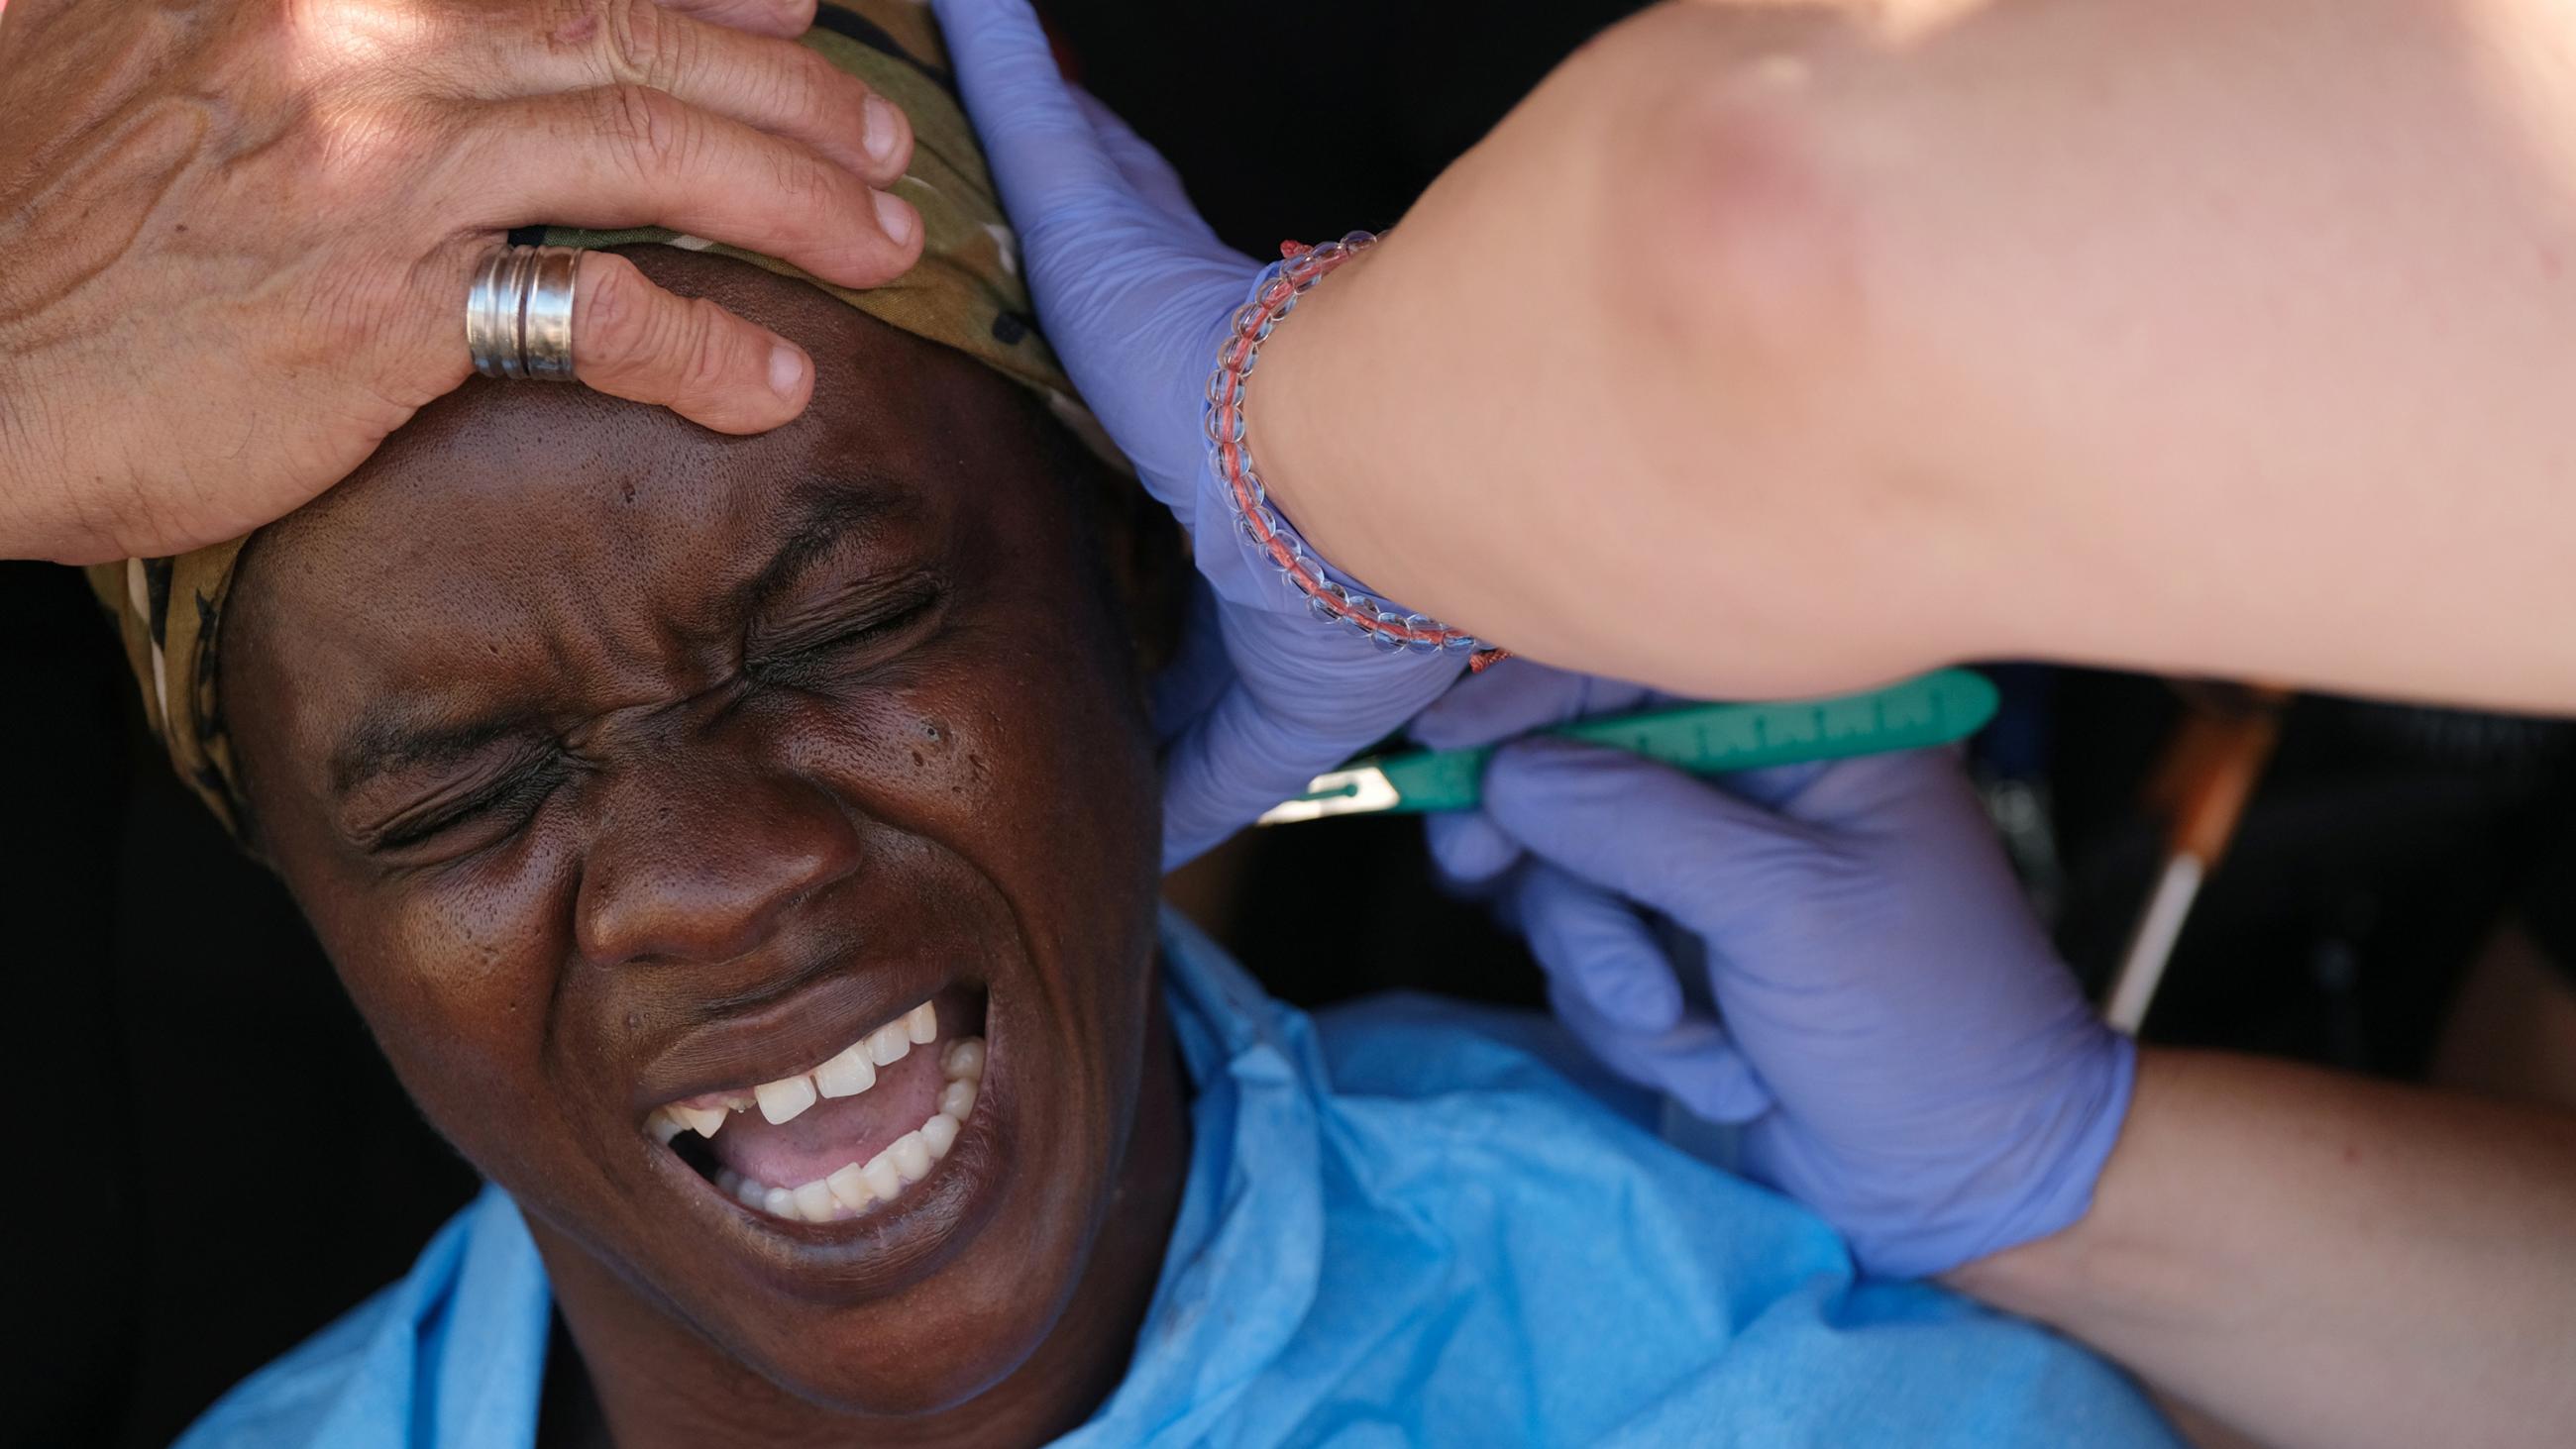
87,0,1110,837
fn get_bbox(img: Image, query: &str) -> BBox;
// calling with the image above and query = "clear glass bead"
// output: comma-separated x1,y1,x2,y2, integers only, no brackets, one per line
1203,402,1241,446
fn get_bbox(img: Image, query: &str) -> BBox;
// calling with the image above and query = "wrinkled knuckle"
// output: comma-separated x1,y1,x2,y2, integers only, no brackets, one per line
597,81,686,173
596,0,684,88
575,258,649,363
675,299,743,397
778,49,841,132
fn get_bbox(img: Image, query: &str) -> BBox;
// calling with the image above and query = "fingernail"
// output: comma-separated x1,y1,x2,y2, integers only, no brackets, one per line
874,189,916,249
862,96,902,166
768,343,806,401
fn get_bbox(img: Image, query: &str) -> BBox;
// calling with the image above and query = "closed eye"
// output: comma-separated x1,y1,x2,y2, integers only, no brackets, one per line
747,577,943,687
365,758,563,857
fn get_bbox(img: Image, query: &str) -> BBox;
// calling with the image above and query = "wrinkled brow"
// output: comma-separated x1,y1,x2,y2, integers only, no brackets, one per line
324,478,910,800
739,478,912,615
327,712,533,800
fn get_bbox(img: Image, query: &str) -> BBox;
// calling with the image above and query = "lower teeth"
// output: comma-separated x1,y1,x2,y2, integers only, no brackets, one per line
706,1035,985,1223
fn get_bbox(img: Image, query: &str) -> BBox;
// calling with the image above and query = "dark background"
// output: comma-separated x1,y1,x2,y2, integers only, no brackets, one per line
11,2,2575,1443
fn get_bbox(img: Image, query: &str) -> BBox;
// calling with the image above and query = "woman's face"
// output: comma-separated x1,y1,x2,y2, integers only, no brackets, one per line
220,252,1167,1415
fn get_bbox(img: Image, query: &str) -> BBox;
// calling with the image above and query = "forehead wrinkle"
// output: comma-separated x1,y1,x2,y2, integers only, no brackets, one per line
324,471,920,802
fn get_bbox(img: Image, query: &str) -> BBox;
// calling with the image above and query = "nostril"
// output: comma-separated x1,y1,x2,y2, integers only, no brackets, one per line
574,771,863,969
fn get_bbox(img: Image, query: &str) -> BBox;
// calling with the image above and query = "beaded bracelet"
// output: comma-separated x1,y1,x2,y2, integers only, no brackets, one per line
1205,232,1503,667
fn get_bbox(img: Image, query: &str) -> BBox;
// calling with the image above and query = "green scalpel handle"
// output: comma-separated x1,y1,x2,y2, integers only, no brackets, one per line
1341,669,1998,816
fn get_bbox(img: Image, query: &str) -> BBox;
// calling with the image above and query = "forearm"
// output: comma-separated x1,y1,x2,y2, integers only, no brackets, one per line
1254,0,2576,708
1951,1048,2576,1449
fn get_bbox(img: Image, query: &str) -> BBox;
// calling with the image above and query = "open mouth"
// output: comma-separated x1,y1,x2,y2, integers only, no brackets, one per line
647,985,988,1226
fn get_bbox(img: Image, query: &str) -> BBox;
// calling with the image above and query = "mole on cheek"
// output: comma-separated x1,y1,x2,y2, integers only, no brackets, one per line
909,718,952,771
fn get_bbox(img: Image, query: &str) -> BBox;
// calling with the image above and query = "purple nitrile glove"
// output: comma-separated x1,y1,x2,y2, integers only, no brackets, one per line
933,0,1462,868
1416,662,2136,1279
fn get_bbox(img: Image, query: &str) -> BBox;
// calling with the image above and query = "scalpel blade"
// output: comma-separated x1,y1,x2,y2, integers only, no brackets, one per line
1253,766,1403,825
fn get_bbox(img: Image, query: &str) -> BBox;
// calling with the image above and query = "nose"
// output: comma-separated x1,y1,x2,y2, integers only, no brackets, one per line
575,753,863,969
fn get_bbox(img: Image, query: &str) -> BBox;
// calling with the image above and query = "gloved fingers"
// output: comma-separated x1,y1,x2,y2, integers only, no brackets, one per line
1515,863,1682,1034
1156,658,1456,871
1482,739,1832,935
1652,1016,1775,1123
1711,761,1836,811
1068,87,1218,246
1424,809,1523,889
1410,660,1652,751
1545,978,1775,1123
928,0,1134,228
1768,748,1980,831
1147,579,1236,743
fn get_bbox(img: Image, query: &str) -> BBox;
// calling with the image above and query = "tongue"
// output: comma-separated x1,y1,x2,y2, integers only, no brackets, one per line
709,1042,947,1188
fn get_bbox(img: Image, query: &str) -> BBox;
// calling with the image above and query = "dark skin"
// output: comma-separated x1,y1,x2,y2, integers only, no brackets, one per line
220,248,1189,1447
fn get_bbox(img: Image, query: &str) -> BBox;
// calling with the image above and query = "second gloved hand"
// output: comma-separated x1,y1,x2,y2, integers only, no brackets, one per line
931,0,1463,867
1417,663,2135,1279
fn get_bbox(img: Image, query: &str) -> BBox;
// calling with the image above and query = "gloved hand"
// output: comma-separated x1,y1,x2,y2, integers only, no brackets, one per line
1416,663,2135,1279
932,0,1462,868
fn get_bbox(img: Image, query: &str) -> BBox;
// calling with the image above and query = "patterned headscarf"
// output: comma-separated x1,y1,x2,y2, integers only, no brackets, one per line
86,0,1110,837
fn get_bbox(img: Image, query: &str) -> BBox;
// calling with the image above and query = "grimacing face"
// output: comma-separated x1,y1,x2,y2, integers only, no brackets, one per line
219,249,1173,1422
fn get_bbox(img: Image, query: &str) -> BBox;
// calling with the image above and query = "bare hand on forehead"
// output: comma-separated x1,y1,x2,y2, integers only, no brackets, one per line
0,0,920,564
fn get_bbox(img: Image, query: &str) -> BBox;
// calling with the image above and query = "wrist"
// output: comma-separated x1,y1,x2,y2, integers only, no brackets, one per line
1234,236,1365,550
1858,1024,2137,1280
1943,1041,2163,1312
1205,240,1491,659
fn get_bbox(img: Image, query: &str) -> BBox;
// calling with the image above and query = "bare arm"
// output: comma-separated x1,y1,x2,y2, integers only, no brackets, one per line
1952,1048,2576,1449
1252,0,2576,710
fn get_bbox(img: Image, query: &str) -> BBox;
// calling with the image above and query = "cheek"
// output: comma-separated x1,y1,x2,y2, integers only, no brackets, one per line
295,836,583,1166
910,674,1146,907
773,615,1163,1070
774,606,1159,916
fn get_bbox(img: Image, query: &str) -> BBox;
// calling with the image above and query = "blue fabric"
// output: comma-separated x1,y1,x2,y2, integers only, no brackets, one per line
179,911,2177,1448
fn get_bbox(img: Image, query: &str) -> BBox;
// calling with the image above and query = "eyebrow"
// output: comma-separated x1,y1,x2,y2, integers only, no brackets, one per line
326,479,912,801
738,479,912,616
329,708,543,800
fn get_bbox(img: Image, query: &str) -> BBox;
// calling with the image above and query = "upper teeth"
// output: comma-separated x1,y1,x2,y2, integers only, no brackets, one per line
715,1035,985,1224
656,999,941,1136
752,1074,816,1125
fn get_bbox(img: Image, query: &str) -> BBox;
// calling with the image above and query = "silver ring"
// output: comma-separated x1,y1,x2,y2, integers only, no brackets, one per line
466,244,581,381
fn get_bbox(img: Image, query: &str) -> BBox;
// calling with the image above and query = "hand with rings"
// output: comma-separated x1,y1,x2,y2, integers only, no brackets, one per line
0,0,921,564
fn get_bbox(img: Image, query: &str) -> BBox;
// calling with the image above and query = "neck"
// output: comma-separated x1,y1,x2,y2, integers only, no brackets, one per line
532,992,1192,1449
